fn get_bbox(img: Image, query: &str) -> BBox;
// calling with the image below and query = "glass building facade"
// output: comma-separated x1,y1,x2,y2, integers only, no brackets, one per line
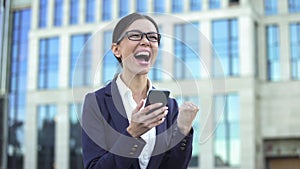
2,1,300,169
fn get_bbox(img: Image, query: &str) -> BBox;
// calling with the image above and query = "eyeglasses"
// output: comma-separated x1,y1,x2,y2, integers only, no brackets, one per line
117,30,161,44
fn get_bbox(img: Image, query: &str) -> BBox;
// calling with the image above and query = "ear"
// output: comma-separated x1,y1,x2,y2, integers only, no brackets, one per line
111,43,121,59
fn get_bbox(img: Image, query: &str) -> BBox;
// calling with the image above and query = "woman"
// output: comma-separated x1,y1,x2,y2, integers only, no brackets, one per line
82,13,199,169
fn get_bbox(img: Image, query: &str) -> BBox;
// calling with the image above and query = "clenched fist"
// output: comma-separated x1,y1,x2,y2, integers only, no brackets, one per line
177,102,199,135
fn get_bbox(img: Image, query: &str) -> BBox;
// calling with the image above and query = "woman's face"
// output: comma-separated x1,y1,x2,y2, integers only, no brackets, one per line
114,19,159,76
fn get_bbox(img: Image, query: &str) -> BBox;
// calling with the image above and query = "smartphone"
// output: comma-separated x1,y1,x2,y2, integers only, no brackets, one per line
145,89,170,114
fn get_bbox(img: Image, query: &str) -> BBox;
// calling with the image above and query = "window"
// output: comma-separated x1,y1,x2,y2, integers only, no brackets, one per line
119,0,130,17
38,37,59,89
266,25,280,81
190,0,201,11
154,0,165,13
176,96,200,167
102,31,120,83
212,19,239,77
265,0,277,15
172,0,183,13
102,0,112,21
174,22,200,79
209,0,220,9
69,103,84,169
136,0,147,13
7,9,31,169
290,23,300,80
149,27,163,81
214,94,240,167
54,0,63,26
37,105,57,169
70,0,79,25
289,0,300,13
70,34,91,87
86,0,95,23
39,0,48,28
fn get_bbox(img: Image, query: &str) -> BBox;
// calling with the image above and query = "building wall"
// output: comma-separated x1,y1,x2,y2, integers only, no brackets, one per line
4,0,300,169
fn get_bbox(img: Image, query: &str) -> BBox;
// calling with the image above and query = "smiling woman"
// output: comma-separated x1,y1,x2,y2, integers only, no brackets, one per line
81,12,199,169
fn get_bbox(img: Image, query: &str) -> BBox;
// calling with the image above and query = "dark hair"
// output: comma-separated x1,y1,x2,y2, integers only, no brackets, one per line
112,13,160,64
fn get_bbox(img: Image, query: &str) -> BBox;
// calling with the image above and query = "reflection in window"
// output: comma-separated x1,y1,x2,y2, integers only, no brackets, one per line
212,19,239,77
54,0,63,26
289,0,300,13
190,0,201,11
69,103,83,169
39,0,48,28
209,0,220,9
37,105,57,169
86,0,95,23
70,34,91,87
154,0,165,13
38,37,59,89
266,25,280,81
7,9,31,169
149,27,163,81
174,22,200,79
119,0,130,17
136,0,147,13
103,31,120,83
70,0,79,25
214,94,240,167
176,96,200,167
290,23,300,80
265,0,277,15
172,0,183,13
102,0,112,21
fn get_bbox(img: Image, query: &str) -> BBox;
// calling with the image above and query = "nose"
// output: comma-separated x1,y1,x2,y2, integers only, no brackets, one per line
139,33,150,46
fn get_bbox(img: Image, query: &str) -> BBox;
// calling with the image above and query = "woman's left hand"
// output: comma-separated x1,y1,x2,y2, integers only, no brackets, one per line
177,102,199,135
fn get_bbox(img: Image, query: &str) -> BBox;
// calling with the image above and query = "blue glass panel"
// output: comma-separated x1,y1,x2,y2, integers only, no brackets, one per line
39,0,48,28
119,0,130,17
172,0,183,13
154,0,165,13
212,19,239,77
37,105,57,169
190,0,201,11
70,0,79,25
214,94,240,167
210,0,220,9
86,0,95,23
8,9,31,169
136,0,147,13
266,25,280,81
174,23,200,79
290,23,300,80
54,0,63,26
102,0,112,20
69,103,84,169
70,34,91,87
265,0,278,15
289,0,300,13
102,31,120,83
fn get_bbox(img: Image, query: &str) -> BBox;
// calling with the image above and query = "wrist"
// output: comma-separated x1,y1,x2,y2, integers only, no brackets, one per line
177,122,191,135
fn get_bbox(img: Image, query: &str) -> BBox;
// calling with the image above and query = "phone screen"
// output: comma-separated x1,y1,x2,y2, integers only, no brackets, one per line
145,89,170,113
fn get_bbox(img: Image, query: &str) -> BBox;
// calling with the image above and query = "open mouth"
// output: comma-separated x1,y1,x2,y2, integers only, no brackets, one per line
134,51,150,62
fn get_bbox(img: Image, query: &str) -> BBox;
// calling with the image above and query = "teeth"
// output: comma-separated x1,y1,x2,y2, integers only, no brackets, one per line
136,51,150,56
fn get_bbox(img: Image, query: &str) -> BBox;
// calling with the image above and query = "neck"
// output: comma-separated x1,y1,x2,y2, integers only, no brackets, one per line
120,73,149,100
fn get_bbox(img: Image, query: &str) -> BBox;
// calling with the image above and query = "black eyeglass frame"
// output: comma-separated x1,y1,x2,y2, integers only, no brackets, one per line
116,30,161,44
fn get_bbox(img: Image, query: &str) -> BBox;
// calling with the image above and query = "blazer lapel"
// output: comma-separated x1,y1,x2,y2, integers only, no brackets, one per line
104,78,129,133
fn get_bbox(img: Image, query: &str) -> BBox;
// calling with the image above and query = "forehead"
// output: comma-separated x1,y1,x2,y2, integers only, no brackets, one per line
126,19,157,32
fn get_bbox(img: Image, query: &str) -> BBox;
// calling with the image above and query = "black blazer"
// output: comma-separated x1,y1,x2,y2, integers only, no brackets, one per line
82,78,193,169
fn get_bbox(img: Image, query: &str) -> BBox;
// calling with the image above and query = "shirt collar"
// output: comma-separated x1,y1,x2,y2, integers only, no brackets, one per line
116,74,153,99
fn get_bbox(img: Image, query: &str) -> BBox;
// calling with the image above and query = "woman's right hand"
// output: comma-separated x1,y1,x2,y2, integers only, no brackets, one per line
126,100,168,138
